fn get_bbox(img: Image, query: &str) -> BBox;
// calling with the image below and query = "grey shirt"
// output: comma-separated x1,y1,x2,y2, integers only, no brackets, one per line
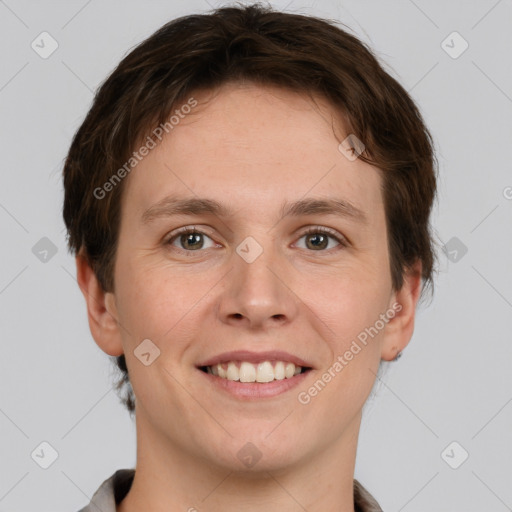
77,469,383,512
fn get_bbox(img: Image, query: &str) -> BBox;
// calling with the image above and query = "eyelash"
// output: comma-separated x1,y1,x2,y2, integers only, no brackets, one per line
165,225,348,253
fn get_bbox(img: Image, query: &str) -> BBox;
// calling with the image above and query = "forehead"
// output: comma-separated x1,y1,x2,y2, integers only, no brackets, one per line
122,82,383,224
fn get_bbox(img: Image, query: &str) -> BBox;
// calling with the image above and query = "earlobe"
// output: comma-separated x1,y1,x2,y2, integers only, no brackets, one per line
381,261,423,361
75,253,124,357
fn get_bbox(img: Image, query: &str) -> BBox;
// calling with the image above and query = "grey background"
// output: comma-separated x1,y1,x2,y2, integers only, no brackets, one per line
0,0,511,510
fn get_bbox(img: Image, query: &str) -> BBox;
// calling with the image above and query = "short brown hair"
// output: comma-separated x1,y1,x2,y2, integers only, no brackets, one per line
63,3,439,414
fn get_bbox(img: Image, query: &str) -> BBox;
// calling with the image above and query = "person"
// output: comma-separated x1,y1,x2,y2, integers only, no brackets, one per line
62,3,438,511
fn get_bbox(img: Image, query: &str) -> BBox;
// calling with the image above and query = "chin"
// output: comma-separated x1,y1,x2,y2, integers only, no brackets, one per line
204,431,306,474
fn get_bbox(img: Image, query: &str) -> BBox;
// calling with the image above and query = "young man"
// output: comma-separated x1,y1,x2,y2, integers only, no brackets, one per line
63,4,437,511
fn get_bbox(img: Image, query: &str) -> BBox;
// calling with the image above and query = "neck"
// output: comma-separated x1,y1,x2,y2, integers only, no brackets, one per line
118,411,361,512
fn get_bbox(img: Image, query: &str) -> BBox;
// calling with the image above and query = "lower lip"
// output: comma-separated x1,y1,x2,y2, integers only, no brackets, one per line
197,368,312,399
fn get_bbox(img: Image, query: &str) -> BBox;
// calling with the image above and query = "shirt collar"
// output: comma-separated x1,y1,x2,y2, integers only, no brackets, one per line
78,469,383,512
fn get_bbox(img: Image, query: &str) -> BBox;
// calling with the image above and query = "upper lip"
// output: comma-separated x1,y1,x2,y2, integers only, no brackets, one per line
197,350,313,369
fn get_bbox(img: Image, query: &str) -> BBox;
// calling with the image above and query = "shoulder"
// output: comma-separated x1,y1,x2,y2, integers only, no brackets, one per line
353,479,383,512
76,469,135,512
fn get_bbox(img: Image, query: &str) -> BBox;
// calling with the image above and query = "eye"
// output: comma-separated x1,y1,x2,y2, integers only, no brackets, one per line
164,225,348,254
165,226,216,252
295,226,347,251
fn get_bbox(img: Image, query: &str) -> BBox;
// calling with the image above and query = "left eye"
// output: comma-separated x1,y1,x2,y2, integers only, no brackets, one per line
295,227,345,251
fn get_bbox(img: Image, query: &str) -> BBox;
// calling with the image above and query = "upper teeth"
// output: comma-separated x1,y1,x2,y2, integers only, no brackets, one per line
206,361,303,382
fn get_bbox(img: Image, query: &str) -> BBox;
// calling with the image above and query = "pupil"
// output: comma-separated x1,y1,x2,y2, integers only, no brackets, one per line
308,233,327,250
183,233,202,249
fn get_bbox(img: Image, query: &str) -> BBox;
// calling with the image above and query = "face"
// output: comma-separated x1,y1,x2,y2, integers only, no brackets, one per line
93,82,417,473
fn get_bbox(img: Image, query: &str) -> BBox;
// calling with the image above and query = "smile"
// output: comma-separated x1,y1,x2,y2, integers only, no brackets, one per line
200,360,311,383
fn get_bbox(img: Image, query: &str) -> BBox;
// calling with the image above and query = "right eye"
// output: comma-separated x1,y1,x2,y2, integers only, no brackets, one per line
165,226,217,252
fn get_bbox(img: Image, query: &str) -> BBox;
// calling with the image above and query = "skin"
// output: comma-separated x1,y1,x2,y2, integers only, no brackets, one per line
77,82,422,512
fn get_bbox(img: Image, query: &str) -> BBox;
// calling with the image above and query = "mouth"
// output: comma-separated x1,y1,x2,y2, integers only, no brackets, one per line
195,350,313,398
198,360,312,383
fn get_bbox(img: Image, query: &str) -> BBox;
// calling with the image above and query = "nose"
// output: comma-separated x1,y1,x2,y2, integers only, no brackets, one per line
216,238,299,330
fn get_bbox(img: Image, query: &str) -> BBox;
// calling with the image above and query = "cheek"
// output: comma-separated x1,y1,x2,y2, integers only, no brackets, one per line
114,255,216,349
297,272,389,424
113,253,170,338
113,265,203,403
300,259,390,345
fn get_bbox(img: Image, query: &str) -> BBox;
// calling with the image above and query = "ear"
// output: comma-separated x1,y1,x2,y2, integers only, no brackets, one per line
381,260,423,361
75,252,124,357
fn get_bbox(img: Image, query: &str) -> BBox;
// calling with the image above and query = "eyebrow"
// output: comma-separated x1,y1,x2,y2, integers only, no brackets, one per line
141,195,368,225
